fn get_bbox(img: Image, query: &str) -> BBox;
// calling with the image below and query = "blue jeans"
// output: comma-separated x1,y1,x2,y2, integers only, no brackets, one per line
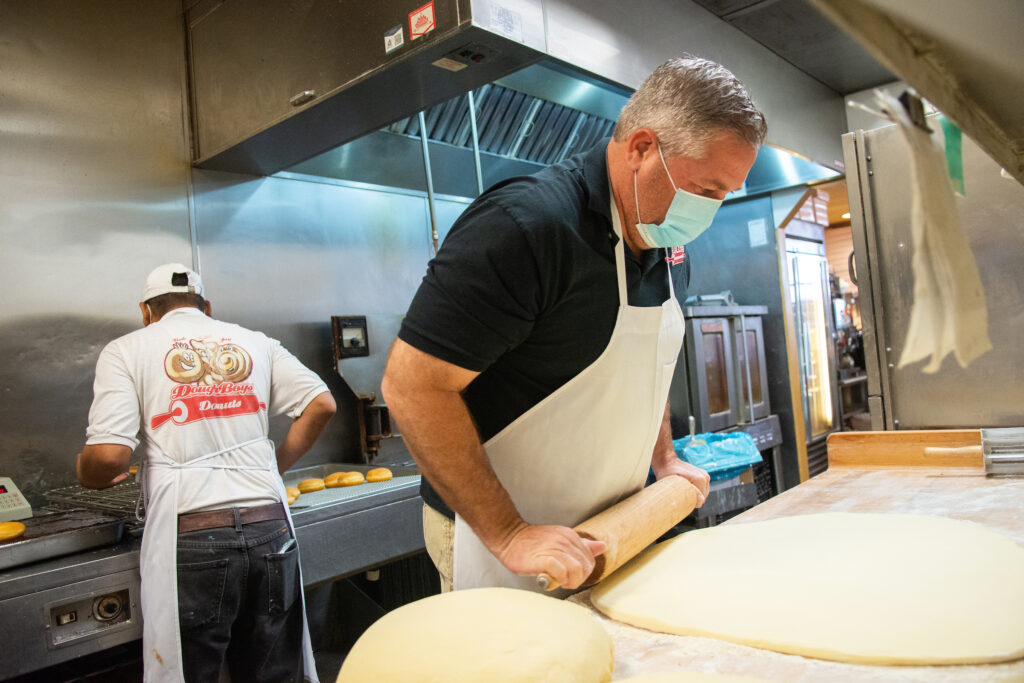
176,515,305,683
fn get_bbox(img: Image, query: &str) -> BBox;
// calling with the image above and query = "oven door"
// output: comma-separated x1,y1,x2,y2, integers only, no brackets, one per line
685,316,739,432
733,315,771,423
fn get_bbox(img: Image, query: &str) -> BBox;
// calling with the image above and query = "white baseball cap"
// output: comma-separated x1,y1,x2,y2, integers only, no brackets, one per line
142,263,205,301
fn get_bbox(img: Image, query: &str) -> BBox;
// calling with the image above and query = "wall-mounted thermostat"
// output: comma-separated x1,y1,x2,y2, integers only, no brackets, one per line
331,316,370,359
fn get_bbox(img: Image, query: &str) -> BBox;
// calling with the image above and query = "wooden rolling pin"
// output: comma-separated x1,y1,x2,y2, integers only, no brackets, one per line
537,475,699,591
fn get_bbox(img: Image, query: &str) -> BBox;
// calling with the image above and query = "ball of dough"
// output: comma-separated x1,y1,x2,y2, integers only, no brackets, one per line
337,587,614,683
366,467,392,483
297,478,325,493
0,521,27,542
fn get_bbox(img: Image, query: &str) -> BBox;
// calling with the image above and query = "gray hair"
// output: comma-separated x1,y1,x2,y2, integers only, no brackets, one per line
614,56,767,157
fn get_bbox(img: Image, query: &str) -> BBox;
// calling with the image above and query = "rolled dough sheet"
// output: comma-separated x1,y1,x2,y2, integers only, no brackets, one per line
337,586,614,682
591,513,1024,665
619,675,766,682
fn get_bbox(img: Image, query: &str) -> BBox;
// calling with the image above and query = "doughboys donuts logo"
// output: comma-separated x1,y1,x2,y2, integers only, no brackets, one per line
151,339,264,429
164,339,253,385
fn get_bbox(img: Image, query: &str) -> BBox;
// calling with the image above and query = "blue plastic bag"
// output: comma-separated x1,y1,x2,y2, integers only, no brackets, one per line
672,431,762,482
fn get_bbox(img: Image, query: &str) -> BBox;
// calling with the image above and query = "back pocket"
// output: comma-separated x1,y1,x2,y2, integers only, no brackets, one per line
177,558,229,629
266,544,300,615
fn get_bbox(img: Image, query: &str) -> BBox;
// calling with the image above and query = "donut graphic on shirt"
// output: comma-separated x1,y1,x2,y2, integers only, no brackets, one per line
152,340,263,429
164,339,252,385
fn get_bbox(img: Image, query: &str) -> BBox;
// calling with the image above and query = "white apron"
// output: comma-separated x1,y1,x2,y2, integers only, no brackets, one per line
139,437,319,683
453,192,685,594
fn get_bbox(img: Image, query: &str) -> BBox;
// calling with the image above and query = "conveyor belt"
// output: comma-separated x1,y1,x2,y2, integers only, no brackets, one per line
284,467,419,512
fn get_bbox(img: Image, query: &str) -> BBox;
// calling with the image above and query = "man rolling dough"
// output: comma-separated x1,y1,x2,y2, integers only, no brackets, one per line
77,263,336,682
382,56,766,593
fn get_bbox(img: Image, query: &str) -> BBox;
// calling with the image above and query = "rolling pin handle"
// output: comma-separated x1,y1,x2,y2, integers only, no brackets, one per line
536,573,558,591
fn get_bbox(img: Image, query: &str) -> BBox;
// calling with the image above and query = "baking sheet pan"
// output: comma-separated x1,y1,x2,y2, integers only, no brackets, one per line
0,510,124,570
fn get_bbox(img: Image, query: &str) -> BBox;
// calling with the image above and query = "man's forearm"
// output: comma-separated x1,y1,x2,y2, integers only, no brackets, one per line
649,402,677,474
382,339,608,588
276,392,337,473
647,402,710,505
384,378,526,555
77,444,132,489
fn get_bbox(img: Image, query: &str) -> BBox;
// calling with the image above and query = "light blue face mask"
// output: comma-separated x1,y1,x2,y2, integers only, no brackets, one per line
634,144,723,248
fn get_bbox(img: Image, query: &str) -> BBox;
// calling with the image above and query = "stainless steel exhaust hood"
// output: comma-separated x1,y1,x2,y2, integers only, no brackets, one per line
284,62,625,197
187,0,840,194
187,0,547,176
284,64,838,202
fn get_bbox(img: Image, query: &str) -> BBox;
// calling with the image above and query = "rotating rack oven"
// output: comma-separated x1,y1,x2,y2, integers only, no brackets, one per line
0,464,424,679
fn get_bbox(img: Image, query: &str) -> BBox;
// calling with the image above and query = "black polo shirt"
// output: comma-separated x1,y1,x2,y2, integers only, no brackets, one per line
398,140,691,517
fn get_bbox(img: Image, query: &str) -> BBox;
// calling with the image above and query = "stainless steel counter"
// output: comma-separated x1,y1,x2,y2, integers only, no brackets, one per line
0,465,424,679
285,464,425,586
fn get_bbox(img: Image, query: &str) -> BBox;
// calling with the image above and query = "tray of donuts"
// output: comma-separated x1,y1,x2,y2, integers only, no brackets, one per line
281,462,420,508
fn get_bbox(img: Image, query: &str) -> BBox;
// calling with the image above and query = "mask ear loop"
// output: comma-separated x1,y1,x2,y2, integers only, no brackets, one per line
633,170,643,224
656,144,681,190
637,143,682,225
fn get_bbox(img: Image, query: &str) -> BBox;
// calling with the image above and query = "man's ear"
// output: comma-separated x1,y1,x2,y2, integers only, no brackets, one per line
139,302,152,327
625,128,658,172
203,300,212,318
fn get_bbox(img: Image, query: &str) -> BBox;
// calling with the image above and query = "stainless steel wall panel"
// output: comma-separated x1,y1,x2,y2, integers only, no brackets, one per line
853,122,1024,428
191,172,462,315
1,0,469,505
0,0,193,506
190,170,471,463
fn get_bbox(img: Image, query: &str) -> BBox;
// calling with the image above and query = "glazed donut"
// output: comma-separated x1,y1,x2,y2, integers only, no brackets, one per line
366,467,393,483
297,478,325,493
336,472,365,487
0,521,26,542
324,472,347,488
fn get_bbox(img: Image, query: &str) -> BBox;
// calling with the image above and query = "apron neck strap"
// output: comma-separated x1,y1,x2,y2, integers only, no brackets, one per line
608,181,629,307
609,181,677,306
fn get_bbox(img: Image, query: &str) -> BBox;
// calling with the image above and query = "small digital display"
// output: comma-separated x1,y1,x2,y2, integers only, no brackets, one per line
0,485,7,494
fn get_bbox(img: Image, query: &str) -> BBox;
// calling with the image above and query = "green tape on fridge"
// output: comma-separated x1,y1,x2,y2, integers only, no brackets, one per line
940,116,965,196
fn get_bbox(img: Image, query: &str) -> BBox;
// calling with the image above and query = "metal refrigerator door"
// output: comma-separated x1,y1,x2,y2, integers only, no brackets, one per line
788,248,837,440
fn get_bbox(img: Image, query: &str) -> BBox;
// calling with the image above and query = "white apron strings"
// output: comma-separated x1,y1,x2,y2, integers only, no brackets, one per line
138,436,319,683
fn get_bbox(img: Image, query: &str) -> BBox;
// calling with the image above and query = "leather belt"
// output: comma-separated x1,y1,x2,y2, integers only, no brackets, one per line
178,502,287,534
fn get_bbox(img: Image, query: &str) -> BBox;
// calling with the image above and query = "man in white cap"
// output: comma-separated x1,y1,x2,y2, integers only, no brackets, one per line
78,263,336,683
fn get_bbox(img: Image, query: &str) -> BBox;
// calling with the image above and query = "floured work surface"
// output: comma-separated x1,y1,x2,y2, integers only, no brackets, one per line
574,436,1024,681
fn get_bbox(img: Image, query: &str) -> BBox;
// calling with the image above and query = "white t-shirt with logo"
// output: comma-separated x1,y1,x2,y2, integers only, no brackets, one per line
86,307,329,514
